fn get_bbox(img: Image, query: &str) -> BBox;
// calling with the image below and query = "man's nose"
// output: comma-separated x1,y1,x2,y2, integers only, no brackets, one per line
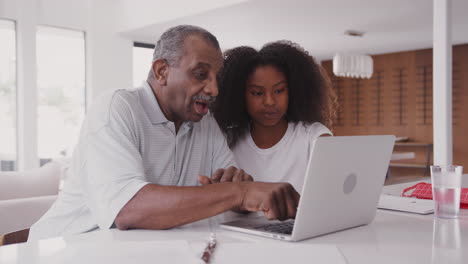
204,77,219,97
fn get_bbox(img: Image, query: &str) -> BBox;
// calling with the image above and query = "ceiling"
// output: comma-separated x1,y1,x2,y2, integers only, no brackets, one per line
119,0,468,61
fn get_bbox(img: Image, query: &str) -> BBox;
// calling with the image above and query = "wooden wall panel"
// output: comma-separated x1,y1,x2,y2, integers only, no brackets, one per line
452,45,468,168
414,49,433,143
322,44,468,176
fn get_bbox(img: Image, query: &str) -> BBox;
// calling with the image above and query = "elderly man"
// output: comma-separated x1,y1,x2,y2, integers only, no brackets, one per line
29,25,299,240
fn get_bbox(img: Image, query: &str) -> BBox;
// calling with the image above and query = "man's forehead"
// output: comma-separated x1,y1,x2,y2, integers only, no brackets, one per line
182,35,223,69
195,59,223,69
195,55,223,70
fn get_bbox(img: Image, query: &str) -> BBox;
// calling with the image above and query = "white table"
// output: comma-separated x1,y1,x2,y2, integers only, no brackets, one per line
1,182,468,264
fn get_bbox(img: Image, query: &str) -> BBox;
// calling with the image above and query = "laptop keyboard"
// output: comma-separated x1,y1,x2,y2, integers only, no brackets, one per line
255,221,295,234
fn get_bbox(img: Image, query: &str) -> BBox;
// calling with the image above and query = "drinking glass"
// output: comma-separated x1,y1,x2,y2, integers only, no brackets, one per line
430,165,463,219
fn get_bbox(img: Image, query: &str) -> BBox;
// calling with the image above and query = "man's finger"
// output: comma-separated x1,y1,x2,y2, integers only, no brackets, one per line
285,188,298,219
243,172,253,182
278,189,289,221
291,188,300,208
220,166,236,182
263,199,277,220
259,195,278,220
267,193,283,220
197,175,212,185
232,169,244,182
211,169,224,183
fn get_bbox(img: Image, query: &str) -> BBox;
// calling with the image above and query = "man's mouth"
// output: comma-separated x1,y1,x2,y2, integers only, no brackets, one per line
194,100,209,115
191,94,215,117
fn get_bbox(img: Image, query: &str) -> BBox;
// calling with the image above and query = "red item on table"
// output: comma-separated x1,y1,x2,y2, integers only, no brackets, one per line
402,182,468,209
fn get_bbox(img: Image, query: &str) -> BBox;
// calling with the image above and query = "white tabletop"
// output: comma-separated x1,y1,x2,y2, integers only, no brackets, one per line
1,181,468,264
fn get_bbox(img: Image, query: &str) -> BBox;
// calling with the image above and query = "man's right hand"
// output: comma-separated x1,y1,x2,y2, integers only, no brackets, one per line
237,182,300,221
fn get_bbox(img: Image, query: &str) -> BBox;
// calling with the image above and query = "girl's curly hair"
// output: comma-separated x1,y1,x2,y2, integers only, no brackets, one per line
212,40,338,148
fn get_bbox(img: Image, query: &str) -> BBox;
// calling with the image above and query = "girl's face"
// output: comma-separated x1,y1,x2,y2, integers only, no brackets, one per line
245,65,289,128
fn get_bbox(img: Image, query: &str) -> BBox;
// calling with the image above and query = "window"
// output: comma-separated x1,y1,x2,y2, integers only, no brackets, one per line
133,42,155,87
0,19,17,171
36,26,85,163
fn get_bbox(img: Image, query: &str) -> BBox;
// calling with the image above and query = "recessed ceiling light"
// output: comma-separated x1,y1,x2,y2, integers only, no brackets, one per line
344,30,365,37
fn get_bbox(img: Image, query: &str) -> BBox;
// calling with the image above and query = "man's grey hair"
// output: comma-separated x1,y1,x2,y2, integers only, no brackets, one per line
147,25,220,80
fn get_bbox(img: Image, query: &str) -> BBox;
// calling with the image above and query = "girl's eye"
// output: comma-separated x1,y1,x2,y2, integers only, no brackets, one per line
275,87,286,94
251,91,263,96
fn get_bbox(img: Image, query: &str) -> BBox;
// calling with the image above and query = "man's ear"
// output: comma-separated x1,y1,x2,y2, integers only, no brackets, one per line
151,59,169,86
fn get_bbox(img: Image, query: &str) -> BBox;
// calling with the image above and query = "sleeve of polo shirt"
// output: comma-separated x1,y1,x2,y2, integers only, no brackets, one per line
83,92,149,230
210,119,237,173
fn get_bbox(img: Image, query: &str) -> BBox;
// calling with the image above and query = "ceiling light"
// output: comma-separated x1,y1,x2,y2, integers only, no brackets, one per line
344,30,365,37
332,29,372,79
333,53,373,79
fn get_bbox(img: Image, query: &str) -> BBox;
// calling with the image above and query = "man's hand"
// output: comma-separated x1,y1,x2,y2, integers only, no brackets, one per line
198,166,253,185
238,182,300,221
198,169,299,220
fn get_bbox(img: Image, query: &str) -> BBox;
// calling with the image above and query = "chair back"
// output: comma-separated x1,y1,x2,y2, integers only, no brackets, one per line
0,161,63,239
0,195,57,236
0,162,61,200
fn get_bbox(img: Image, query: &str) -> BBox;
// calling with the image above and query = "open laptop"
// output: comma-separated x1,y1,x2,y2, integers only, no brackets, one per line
221,135,395,242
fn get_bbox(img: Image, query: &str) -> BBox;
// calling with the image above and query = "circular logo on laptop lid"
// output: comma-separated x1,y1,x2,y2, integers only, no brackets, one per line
343,173,357,194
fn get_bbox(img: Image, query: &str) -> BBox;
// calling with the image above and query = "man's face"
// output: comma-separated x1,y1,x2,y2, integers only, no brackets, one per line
163,35,223,124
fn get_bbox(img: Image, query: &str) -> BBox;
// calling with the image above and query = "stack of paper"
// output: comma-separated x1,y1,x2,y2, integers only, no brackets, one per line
378,194,434,214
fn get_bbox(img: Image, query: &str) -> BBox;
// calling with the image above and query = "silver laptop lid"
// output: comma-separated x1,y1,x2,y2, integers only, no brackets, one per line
291,135,395,241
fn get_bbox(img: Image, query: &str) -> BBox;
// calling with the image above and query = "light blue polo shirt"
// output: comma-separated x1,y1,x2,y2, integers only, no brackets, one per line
29,81,236,240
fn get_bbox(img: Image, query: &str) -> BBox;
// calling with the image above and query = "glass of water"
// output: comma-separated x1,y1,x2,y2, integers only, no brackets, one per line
430,165,463,218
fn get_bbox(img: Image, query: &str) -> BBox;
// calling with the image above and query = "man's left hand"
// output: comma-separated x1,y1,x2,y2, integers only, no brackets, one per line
198,166,253,185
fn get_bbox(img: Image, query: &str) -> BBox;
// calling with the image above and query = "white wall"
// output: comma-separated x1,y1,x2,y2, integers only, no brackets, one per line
86,0,133,104
0,0,133,169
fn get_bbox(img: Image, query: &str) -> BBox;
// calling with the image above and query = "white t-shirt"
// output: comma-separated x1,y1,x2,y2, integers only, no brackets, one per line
232,122,332,193
29,82,235,240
